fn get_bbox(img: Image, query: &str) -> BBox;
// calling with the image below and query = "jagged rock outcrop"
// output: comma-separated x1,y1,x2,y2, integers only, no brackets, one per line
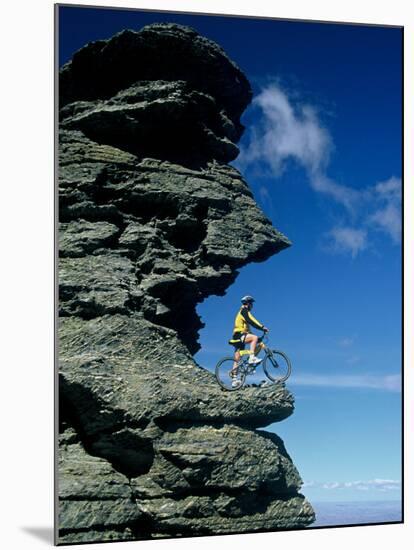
58,23,315,543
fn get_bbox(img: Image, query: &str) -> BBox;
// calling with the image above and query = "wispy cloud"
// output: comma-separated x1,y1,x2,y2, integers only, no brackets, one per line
238,86,332,177
237,84,401,256
303,479,401,492
289,373,401,392
310,174,360,214
338,337,354,348
258,185,273,211
327,226,368,258
368,176,402,243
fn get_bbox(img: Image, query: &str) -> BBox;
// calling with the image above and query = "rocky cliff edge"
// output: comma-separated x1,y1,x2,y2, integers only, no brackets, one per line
58,23,315,543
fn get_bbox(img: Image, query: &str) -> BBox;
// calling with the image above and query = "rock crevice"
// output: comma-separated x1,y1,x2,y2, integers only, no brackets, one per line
58,22,314,544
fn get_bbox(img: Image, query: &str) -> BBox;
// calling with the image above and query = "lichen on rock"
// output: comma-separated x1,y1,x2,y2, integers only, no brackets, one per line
58,22,314,543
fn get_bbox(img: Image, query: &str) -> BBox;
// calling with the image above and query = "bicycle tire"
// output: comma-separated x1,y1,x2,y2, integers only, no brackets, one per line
215,356,246,391
263,349,291,383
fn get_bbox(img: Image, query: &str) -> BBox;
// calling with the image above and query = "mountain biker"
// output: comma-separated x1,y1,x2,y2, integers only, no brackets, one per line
230,295,269,385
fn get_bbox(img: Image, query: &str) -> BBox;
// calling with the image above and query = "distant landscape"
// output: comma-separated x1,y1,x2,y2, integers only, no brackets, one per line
309,500,402,528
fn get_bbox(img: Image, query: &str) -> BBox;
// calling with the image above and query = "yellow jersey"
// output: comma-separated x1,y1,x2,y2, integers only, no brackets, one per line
233,307,264,335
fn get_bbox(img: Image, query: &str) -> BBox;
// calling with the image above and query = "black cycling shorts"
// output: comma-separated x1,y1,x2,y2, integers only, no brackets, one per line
230,331,247,350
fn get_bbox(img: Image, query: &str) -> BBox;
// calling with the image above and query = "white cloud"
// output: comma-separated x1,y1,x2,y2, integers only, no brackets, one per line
237,84,358,212
258,185,273,210
302,481,316,488
305,479,401,492
289,373,401,392
338,337,354,348
310,174,360,213
368,176,402,243
237,84,401,254
370,203,401,242
327,226,368,258
238,86,331,174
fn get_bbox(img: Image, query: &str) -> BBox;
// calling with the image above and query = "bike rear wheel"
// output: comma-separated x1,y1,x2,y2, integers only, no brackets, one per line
263,350,291,383
215,357,246,391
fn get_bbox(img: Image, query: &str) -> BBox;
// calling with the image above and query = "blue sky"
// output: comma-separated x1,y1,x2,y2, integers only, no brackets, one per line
59,6,402,505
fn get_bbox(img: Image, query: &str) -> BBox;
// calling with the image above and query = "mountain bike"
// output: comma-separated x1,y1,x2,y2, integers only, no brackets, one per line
215,331,291,391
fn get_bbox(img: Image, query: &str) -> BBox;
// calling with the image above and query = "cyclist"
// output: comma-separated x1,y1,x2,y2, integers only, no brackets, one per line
229,295,269,385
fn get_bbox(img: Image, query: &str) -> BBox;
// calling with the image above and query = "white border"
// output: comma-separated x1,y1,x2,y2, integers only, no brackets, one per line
2,0,412,548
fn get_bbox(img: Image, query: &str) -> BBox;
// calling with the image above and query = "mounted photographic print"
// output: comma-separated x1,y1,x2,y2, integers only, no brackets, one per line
55,3,403,545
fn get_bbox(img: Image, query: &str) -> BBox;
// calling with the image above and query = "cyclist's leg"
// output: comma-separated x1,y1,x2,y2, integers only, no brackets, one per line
231,334,246,376
230,332,243,376
232,350,240,372
244,333,259,355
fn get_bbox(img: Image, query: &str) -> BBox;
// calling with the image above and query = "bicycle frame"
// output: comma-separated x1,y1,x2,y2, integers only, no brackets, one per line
215,333,291,390
238,335,267,357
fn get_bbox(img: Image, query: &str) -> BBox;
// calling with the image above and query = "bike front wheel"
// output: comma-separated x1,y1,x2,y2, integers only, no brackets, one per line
263,350,291,383
215,357,246,391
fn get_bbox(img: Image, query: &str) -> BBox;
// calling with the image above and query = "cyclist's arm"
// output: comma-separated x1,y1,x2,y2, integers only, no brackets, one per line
241,308,265,330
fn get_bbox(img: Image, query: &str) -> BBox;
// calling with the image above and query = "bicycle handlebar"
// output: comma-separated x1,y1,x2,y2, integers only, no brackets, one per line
258,331,269,344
